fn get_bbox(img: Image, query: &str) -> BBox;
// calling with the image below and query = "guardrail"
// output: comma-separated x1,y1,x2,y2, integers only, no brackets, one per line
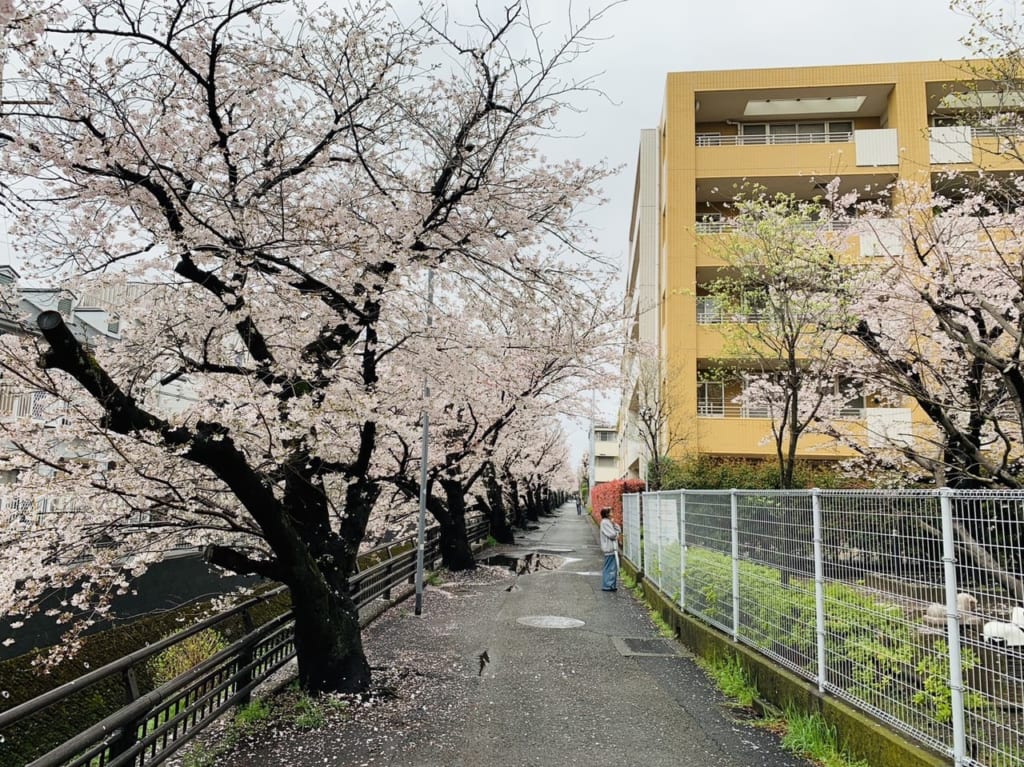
0,516,489,767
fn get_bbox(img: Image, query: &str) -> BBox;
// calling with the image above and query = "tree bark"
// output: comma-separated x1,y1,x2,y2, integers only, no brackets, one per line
438,478,476,571
289,564,370,694
483,462,515,544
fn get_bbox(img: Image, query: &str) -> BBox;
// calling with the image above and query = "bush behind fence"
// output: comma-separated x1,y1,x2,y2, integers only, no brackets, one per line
625,489,1024,767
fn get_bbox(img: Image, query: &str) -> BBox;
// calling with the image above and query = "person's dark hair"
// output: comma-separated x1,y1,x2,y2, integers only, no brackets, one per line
600,507,611,519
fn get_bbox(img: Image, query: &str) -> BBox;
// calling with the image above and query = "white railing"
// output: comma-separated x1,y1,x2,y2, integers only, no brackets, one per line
695,219,852,234
696,298,769,325
696,402,865,420
623,488,1024,767
696,131,853,147
971,125,1024,139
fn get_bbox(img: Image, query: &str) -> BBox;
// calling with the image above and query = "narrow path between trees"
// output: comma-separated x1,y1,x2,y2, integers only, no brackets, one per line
217,503,812,767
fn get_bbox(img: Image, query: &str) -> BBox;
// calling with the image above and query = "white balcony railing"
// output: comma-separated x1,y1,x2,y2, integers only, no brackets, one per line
697,402,866,420
696,131,853,148
695,219,852,234
696,297,769,325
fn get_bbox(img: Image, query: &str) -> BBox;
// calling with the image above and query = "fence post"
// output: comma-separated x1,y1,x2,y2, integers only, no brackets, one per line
812,488,827,693
106,667,142,760
940,488,967,767
678,491,686,611
236,607,256,707
731,489,740,642
639,492,646,578
656,491,664,589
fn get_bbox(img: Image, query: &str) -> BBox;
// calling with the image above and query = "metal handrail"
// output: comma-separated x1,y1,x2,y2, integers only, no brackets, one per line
696,131,853,147
1,514,490,767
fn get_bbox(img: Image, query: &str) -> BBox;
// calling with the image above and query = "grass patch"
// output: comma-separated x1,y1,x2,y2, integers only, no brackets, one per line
696,653,759,708
178,684,351,766
781,707,870,767
425,570,444,587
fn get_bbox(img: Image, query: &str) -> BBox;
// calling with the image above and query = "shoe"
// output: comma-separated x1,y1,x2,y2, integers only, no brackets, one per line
601,588,616,591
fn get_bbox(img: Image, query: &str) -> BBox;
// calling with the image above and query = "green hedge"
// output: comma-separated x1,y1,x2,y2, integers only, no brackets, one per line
0,589,290,767
652,542,983,739
660,455,865,491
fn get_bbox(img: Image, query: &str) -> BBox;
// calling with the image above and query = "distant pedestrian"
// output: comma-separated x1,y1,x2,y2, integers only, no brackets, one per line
575,496,582,515
599,507,621,591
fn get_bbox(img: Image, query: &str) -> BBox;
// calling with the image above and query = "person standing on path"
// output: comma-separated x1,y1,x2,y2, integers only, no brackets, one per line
575,496,582,515
599,506,621,591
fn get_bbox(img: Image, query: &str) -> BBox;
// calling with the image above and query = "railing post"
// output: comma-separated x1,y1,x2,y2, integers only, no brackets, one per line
731,489,740,642
678,491,686,611
812,489,827,693
107,667,142,761
656,491,664,589
940,488,967,767
236,607,256,707
639,492,646,578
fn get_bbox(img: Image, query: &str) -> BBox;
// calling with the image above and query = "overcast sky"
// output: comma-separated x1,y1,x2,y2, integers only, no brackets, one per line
546,0,981,466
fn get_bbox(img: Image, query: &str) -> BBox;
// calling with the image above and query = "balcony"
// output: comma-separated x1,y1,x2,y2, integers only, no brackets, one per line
696,131,852,147
695,219,852,234
696,401,865,420
696,297,768,325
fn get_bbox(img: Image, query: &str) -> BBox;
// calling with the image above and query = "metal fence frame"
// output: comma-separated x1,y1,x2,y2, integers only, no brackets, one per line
623,488,1024,767
0,516,488,767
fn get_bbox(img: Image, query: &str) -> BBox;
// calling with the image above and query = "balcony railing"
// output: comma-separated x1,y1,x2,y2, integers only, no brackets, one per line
695,219,852,234
695,131,853,147
696,298,769,325
697,402,866,419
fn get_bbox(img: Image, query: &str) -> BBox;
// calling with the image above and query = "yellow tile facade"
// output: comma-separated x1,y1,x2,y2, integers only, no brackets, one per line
619,59,1019,475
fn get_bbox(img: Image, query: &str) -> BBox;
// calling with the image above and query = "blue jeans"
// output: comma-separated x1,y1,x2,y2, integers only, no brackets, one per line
602,553,618,590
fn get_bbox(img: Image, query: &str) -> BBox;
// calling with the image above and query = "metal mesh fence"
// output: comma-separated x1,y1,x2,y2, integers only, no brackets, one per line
625,488,1024,767
623,493,641,567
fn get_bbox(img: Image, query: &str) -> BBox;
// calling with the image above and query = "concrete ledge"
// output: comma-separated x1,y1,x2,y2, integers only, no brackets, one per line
621,560,950,767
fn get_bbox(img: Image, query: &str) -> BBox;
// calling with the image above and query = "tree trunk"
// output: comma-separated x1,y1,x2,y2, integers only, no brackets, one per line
484,463,515,544
525,485,540,522
288,562,370,694
505,474,526,528
438,478,476,571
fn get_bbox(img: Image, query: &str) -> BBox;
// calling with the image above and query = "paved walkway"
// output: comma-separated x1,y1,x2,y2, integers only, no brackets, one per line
220,503,810,767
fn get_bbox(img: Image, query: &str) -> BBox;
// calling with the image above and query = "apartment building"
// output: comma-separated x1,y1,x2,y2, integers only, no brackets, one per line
620,59,1020,466
590,424,620,484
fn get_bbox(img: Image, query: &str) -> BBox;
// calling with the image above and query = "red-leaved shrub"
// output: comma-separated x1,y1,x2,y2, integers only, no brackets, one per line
589,479,645,528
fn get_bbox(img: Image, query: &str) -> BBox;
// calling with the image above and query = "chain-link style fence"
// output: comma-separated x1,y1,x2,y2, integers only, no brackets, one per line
623,489,1024,767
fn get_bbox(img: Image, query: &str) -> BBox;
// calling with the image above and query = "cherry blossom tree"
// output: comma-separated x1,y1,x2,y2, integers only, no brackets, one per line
848,180,1024,488
382,265,617,563
0,0,614,693
703,190,858,488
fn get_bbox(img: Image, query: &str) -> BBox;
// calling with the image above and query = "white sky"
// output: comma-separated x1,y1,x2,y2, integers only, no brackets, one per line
548,0,980,467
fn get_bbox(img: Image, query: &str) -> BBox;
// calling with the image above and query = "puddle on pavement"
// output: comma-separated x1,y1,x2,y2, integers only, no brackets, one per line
480,552,564,574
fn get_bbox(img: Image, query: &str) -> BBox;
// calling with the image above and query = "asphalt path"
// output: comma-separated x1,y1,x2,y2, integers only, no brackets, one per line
217,504,811,767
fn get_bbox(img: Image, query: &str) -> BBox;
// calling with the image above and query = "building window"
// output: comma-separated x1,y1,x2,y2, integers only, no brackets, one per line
595,456,617,468
596,430,616,442
697,381,725,417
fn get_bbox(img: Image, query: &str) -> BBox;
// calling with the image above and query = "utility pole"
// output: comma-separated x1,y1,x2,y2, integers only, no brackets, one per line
414,268,434,616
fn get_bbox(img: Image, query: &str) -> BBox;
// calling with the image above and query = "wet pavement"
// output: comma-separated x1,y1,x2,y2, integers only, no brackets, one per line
217,504,811,767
